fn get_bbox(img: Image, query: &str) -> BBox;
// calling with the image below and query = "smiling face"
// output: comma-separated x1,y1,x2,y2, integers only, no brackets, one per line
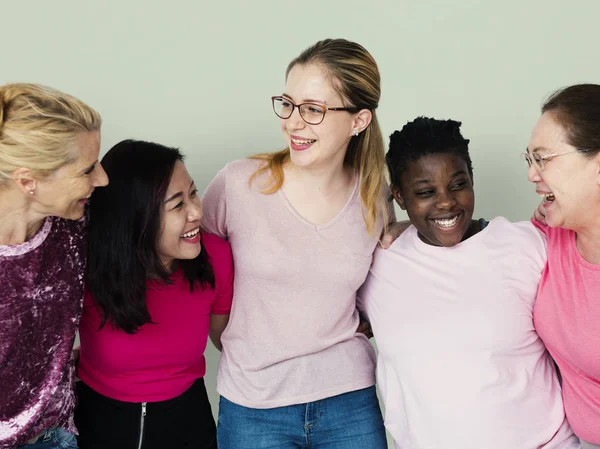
278,63,370,172
527,112,600,230
32,130,108,219
394,153,477,247
156,160,203,270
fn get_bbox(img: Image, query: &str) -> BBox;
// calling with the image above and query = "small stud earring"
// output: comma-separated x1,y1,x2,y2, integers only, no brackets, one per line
29,190,34,195
352,129,359,137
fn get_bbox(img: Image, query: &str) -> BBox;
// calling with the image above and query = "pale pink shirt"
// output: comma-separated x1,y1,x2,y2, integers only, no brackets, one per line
533,222,600,444
201,158,380,408
358,218,578,449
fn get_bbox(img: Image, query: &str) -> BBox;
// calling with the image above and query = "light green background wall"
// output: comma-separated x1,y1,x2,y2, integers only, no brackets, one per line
3,1,597,446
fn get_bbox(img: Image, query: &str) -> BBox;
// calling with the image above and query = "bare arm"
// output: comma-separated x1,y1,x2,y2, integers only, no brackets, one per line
209,314,230,352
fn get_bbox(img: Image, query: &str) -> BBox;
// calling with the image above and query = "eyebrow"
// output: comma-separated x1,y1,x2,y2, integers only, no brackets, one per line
528,146,548,154
411,170,468,187
164,181,195,203
281,93,327,104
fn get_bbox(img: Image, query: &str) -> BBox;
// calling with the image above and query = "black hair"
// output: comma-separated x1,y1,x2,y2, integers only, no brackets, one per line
386,116,472,190
85,139,215,334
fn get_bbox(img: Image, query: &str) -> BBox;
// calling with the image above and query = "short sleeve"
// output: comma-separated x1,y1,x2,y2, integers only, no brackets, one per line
201,167,229,239
514,221,548,275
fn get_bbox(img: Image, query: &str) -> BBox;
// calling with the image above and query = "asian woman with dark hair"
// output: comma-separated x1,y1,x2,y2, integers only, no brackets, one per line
75,140,232,449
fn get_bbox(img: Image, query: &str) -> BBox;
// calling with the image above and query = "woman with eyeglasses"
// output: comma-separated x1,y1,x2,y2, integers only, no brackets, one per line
201,38,390,449
524,84,600,449
381,84,600,448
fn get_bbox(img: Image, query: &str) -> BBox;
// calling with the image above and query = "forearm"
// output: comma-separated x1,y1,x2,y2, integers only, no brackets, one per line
209,314,230,351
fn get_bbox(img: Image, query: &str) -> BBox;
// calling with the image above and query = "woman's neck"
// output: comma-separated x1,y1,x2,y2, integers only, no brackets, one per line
0,189,46,245
576,227,600,265
284,161,353,196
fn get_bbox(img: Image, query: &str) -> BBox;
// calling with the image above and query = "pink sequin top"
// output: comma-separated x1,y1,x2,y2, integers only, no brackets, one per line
0,217,85,448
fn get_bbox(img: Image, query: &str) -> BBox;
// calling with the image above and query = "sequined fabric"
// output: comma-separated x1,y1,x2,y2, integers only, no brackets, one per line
0,217,85,448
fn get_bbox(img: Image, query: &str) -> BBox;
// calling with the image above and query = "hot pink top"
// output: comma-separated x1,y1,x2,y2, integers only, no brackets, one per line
533,221,600,443
78,232,233,402
201,159,382,409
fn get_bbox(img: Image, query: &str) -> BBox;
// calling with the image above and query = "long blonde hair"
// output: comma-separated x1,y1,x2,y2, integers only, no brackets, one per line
250,39,388,235
0,83,102,185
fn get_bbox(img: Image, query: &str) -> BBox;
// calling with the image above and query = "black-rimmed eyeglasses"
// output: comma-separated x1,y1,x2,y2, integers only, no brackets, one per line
271,96,360,125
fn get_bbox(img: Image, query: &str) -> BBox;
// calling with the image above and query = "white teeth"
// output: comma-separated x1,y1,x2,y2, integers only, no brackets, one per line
181,228,200,238
291,138,316,145
538,193,555,202
432,215,460,228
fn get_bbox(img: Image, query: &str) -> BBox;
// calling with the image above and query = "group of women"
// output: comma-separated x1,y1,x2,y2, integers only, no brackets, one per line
1,38,598,449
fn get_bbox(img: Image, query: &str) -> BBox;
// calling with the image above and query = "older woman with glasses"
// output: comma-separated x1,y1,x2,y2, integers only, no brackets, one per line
525,84,600,449
201,38,391,449
381,84,600,447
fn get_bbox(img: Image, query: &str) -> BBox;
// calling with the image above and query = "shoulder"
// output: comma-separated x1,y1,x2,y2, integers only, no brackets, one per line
486,217,545,243
49,216,86,247
372,226,419,265
206,158,268,197
221,158,265,178
485,217,547,264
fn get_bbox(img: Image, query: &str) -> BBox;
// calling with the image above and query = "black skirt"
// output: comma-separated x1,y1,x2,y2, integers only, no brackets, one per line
75,378,217,449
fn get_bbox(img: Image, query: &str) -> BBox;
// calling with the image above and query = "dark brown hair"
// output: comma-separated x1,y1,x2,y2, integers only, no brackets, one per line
86,140,215,334
542,84,600,157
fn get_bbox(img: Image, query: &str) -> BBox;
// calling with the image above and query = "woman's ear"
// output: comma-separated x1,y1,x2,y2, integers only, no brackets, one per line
351,109,373,136
391,184,406,210
11,167,37,195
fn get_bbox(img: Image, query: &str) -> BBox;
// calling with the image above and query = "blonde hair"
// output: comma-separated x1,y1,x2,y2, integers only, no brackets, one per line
0,83,102,185
250,39,388,235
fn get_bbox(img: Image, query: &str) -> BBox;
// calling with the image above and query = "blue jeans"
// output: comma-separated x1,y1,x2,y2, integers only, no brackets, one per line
17,428,78,449
217,386,387,449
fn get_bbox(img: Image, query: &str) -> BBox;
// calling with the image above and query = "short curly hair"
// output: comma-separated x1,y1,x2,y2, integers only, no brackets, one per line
386,116,472,190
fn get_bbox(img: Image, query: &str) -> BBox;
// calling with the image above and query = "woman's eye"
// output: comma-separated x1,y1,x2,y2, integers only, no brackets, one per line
415,190,434,197
451,181,466,190
190,189,198,197
174,201,184,209
84,164,95,175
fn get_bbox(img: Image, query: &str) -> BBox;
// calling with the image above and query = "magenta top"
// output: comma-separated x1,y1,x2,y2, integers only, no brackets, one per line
77,232,233,402
0,217,85,448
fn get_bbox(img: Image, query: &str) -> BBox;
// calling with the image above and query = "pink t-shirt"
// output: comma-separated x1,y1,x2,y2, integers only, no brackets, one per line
358,218,578,449
78,232,233,402
201,158,381,409
533,221,600,443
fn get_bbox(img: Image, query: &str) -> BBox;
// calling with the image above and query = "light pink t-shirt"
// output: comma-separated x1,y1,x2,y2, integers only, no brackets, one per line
534,221,600,444
78,232,233,402
201,158,380,408
358,218,578,449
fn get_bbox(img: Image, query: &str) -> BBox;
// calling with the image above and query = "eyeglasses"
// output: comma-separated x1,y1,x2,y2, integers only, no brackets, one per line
521,149,586,171
271,96,360,125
